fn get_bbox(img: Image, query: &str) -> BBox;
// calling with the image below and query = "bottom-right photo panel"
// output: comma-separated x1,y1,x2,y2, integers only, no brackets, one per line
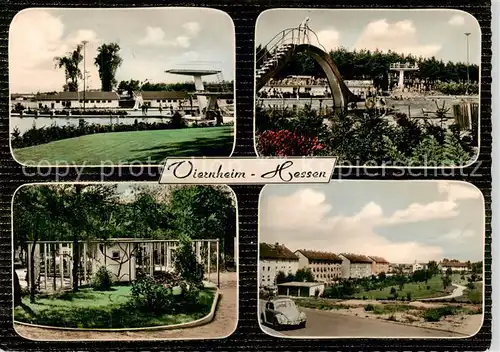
258,181,484,339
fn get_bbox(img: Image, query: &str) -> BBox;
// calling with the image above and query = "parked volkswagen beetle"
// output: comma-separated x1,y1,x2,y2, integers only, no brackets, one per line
261,298,307,329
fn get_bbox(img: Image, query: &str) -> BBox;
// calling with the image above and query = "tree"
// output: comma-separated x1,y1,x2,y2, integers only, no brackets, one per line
427,261,439,276
442,274,452,289
377,272,386,281
168,185,236,263
94,43,123,91
118,79,141,96
275,271,287,284
54,44,83,92
13,186,59,302
295,268,314,282
55,184,119,292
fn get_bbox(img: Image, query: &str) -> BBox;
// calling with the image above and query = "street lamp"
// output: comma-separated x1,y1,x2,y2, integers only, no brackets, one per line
82,40,88,111
464,33,471,95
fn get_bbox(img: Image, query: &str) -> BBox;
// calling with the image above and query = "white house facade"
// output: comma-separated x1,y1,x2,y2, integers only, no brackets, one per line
339,254,373,279
294,249,343,283
34,91,120,110
260,243,299,289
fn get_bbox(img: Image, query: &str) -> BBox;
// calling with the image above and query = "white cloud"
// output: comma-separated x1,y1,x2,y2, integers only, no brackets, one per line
448,14,465,26
182,22,201,36
316,29,340,51
261,188,447,263
137,22,200,48
9,9,101,92
354,19,441,57
437,182,481,202
137,27,192,48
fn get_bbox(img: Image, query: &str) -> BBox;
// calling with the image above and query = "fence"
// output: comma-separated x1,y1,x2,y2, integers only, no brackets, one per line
24,238,220,293
453,102,479,131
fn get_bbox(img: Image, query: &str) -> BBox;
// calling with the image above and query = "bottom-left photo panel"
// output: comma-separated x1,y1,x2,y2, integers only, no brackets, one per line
12,182,238,341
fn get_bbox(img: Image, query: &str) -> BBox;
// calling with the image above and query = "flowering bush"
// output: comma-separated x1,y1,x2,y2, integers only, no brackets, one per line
257,129,325,156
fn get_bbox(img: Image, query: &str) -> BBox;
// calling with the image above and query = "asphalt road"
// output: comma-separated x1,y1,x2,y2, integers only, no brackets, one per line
261,306,462,338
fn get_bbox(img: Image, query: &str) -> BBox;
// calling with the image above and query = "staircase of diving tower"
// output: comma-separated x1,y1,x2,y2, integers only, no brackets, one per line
256,43,294,84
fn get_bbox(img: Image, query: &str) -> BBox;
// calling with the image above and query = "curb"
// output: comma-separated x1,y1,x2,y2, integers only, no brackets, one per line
14,288,220,332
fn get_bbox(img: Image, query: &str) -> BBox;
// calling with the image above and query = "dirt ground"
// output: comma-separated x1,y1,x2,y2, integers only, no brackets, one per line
14,272,238,341
315,299,482,336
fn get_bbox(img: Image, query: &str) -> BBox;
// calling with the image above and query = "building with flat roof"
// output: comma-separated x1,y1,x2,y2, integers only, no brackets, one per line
277,281,325,297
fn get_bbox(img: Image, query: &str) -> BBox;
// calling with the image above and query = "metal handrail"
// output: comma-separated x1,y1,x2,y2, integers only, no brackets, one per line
256,25,328,68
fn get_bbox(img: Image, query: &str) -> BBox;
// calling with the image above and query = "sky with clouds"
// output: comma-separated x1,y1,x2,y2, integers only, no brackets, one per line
9,8,234,93
256,9,481,65
260,181,484,264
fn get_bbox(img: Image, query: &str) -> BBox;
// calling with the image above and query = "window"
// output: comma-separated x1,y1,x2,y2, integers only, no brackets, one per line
112,251,120,259
108,100,112,103
90,100,95,103
263,266,265,271
79,100,83,103
162,99,166,102
268,266,270,271
157,100,161,103
55,100,60,103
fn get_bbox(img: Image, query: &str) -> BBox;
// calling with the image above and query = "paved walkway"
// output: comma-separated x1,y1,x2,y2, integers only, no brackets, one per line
419,283,467,301
15,272,237,341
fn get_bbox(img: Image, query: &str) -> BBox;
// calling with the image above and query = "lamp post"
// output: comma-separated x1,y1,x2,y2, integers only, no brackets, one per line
465,33,471,94
82,40,88,111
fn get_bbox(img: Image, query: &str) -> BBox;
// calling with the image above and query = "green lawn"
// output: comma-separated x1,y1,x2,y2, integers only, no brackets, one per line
14,286,215,329
13,126,233,165
353,275,448,300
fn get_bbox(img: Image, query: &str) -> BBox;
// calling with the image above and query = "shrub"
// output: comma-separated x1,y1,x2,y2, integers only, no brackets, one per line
130,275,174,313
91,266,114,291
406,292,412,301
173,235,204,290
364,304,375,312
256,129,324,156
423,306,457,322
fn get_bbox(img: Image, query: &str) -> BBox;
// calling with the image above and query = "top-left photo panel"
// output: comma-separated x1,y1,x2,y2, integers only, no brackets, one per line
9,8,236,167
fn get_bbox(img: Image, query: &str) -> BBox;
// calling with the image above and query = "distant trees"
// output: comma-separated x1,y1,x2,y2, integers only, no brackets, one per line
266,46,480,89
95,43,123,91
54,44,84,92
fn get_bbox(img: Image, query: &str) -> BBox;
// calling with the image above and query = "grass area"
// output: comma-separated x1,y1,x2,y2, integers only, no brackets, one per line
13,126,234,164
353,275,448,301
293,298,350,311
14,286,215,329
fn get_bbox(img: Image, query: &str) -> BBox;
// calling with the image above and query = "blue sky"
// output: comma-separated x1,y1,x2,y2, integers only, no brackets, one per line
256,9,481,65
9,8,234,93
260,181,484,263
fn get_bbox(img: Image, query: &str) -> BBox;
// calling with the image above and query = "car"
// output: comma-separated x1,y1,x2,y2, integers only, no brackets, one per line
261,297,307,329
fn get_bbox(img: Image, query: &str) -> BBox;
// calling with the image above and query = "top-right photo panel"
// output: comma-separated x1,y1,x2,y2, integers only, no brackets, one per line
255,9,481,167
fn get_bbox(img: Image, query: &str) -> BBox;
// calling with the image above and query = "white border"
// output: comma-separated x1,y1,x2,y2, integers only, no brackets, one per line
8,7,237,167
10,182,240,342
490,1,498,350
256,180,486,339
252,8,483,169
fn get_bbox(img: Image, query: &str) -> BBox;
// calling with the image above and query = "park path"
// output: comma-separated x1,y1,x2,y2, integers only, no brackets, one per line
418,283,467,302
15,272,238,341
